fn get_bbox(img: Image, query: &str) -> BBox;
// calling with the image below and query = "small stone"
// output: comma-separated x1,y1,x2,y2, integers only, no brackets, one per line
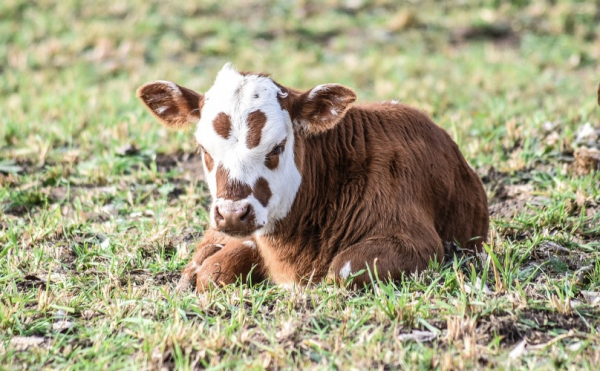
509,340,528,359
9,336,46,350
581,291,600,306
398,330,438,343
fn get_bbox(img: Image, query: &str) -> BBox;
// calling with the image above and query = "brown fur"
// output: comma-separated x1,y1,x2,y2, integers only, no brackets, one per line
215,165,252,200
136,82,203,128
213,112,232,139
253,177,272,207
246,110,267,148
177,229,265,292
195,240,264,290
254,100,489,285
202,149,214,172
293,84,357,135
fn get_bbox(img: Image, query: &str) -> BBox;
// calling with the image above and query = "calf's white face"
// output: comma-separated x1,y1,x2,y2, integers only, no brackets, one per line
196,65,301,236
137,63,357,237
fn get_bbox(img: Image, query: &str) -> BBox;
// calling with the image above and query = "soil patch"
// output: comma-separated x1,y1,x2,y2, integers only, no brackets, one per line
124,269,180,286
450,23,520,47
155,151,205,182
477,308,598,347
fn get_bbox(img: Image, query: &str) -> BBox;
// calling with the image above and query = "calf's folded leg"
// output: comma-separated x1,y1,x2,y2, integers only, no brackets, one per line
327,231,443,288
177,228,265,292
195,239,266,291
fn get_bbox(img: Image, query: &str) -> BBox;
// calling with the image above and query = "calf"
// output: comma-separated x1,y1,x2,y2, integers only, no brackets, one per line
137,64,489,290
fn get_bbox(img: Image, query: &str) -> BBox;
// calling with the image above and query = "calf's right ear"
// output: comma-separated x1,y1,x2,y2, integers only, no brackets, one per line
292,83,357,135
136,81,204,128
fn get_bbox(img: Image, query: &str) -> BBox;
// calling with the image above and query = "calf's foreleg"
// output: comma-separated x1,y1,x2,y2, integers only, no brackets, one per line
177,229,265,292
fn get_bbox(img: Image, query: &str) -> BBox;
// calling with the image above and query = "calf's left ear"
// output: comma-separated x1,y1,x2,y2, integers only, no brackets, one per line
294,84,356,135
136,81,204,129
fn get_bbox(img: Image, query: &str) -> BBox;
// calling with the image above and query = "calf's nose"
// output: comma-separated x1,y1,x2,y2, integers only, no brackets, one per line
214,201,255,235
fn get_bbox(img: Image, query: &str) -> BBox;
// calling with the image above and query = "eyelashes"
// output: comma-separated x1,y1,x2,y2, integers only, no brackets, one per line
269,144,284,156
268,139,287,156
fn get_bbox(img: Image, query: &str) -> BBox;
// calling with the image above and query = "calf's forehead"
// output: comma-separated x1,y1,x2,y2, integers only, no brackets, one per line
195,67,289,150
204,68,284,122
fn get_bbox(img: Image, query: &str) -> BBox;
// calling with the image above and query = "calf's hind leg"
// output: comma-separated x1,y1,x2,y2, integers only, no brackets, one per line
328,233,443,288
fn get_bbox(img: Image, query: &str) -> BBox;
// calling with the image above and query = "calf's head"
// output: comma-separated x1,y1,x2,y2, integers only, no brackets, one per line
137,63,356,237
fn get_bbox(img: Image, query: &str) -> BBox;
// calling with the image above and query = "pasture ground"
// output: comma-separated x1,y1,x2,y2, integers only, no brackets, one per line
1,0,600,369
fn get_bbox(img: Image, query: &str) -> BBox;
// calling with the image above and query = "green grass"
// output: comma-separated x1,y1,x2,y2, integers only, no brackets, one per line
1,0,600,369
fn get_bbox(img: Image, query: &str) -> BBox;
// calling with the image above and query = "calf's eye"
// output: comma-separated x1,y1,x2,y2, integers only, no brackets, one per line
270,144,285,156
265,141,286,170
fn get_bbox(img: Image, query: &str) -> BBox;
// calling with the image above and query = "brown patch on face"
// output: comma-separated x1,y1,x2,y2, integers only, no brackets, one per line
246,110,267,148
213,112,232,139
253,177,272,207
216,165,252,201
203,150,214,172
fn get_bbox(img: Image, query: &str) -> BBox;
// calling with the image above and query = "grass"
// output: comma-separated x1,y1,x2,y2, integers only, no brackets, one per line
1,0,600,369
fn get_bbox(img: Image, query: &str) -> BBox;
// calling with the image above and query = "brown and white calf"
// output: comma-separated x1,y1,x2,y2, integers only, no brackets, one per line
137,64,489,290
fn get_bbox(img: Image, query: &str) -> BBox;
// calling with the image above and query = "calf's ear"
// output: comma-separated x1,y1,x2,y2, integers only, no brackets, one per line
136,81,204,128
293,84,356,135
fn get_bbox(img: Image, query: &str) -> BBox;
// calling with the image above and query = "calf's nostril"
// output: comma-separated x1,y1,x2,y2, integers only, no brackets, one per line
239,205,251,222
215,206,224,222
